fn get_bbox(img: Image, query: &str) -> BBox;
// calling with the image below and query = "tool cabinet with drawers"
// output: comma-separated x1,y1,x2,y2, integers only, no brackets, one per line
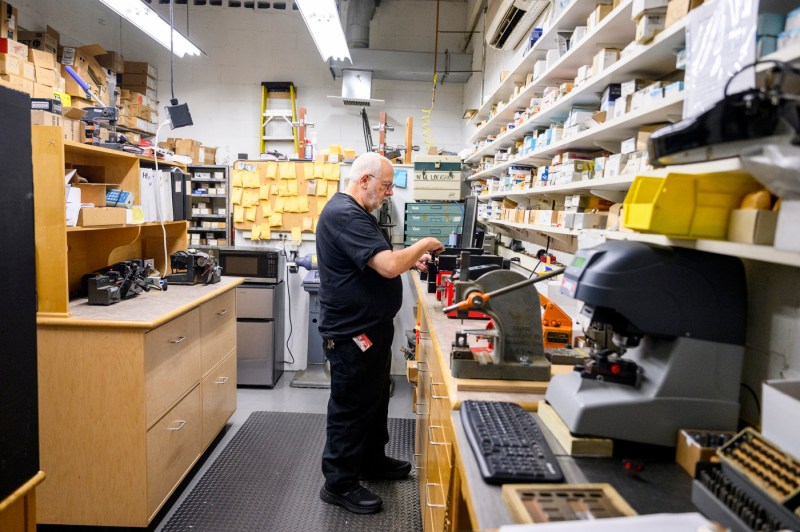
404,202,463,246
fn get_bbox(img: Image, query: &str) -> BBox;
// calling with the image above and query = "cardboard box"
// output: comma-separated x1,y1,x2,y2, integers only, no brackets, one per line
28,47,55,69
119,84,156,101
123,60,157,78
77,207,126,227
0,36,25,57
63,117,85,142
587,3,614,31
60,44,107,96
96,50,124,73
30,109,62,126
675,429,733,477
727,209,777,245
762,379,800,460
632,0,669,19
34,65,56,87
666,0,703,28
592,48,620,74
0,72,31,93
1,1,17,40
18,26,59,54
120,72,156,90
19,58,33,80
774,199,800,252
636,123,668,151
0,51,19,74
636,13,666,43
32,82,54,99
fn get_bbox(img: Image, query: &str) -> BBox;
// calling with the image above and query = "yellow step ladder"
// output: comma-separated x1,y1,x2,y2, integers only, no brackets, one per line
259,81,298,155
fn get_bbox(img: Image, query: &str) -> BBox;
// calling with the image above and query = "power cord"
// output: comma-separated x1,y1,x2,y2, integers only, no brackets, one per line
153,120,173,276
280,235,296,365
528,236,551,279
169,0,176,103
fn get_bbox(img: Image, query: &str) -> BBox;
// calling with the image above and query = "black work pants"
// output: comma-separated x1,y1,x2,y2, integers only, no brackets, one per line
321,322,394,490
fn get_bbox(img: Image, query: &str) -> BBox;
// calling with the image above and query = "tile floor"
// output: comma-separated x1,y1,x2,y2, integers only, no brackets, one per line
150,371,416,531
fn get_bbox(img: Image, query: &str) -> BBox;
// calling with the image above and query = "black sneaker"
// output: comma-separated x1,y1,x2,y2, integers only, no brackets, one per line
360,456,412,480
320,483,382,514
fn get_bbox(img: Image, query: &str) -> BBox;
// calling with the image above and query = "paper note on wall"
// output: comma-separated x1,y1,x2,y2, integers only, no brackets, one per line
279,162,296,179
307,179,317,195
246,206,258,221
291,227,302,241
234,205,244,223
266,162,277,179
313,163,324,178
286,196,299,212
261,199,272,216
304,163,313,176
260,185,270,199
245,173,261,188
316,180,327,197
232,187,243,205
317,198,328,213
251,224,262,240
269,213,283,226
288,180,298,195
262,226,271,240
298,196,309,212
231,173,243,187
274,196,286,213
327,184,337,199
302,216,313,231
278,181,289,196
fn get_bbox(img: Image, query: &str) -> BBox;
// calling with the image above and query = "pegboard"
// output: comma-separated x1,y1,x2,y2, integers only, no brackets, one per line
230,160,341,241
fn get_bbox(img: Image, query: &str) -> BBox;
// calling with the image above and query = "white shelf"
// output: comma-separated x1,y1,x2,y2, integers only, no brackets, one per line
191,213,227,219
467,92,685,181
465,14,688,153
605,231,800,268
486,219,580,236
638,157,750,177
760,42,800,65
479,174,637,201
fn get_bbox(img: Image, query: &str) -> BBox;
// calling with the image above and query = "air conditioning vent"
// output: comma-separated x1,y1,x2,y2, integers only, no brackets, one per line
486,0,548,51
489,5,525,49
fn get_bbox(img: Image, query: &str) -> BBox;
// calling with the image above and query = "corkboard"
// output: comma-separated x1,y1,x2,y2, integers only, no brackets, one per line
230,160,341,241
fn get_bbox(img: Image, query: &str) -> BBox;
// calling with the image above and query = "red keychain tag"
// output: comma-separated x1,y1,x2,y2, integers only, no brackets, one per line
352,334,373,352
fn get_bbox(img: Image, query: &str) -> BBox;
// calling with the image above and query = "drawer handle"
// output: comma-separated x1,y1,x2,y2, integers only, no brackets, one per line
428,425,449,446
214,376,229,384
425,483,446,508
417,360,427,372
217,308,229,316
415,402,428,416
430,381,447,399
171,336,186,344
168,420,186,431
413,453,425,470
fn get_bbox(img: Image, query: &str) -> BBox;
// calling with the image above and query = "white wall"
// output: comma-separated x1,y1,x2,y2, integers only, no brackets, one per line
16,0,469,375
459,0,800,415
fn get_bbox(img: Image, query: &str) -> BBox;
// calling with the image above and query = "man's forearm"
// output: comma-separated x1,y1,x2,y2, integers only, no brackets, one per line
369,239,436,278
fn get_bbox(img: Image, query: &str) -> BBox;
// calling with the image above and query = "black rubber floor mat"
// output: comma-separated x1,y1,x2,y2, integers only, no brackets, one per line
161,412,421,531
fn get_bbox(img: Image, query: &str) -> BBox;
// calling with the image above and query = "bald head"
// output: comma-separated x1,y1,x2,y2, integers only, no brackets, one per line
349,152,393,184
346,152,395,212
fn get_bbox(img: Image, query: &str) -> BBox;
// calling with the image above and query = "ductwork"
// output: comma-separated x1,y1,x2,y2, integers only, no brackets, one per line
346,0,376,49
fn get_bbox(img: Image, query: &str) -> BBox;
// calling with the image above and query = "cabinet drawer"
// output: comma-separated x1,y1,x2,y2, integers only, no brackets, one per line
202,350,237,449
200,289,236,374
146,384,202,517
145,308,201,427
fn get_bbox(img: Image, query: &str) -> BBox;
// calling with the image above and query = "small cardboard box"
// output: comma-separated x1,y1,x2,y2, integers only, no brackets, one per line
675,429,734,477
30,109,62,126
0,72,31,93
96,50,124,73
0,36,26,57
0,51,19,74
762,380,800,460
120,72,156,90
34,65,56,87
77,207,126,227
727,209,777,245
666,0,703,28
18,26,59,54
32,82,54,99
123,61,157,79
19,59,33,80
1,1,17,40
28,47,55,69
63,117,85,142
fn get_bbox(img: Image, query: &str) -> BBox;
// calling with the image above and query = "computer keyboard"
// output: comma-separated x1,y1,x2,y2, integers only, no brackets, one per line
460,400,564,485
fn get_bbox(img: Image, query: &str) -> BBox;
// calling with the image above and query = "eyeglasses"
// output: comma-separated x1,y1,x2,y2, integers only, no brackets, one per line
368,174,395,191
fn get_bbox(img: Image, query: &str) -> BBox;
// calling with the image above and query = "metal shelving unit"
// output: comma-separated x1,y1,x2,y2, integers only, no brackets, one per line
187,164,230,249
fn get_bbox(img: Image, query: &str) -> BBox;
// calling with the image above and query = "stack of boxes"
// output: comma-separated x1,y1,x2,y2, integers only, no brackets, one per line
159,138,218,165
118,61,159,136
632,0,669,44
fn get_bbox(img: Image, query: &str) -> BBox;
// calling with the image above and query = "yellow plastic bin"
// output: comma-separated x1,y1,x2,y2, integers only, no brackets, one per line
623,173,761,239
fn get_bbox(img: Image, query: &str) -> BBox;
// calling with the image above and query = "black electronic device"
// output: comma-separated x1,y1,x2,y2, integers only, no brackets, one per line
459,195,479,247
166,100,194,129
574,348,643,387
649,60,800,166
163,249,222,285
460,400,564,485
217,247,284,284
82,260,151,305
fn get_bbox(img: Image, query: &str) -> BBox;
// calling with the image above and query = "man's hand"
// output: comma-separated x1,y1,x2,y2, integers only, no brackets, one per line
414,253,433,273
424,237,445,257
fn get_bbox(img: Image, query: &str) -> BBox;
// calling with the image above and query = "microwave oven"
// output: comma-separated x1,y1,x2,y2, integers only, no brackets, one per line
217,247,285,284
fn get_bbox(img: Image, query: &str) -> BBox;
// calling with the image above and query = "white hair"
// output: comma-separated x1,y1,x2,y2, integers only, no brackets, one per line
349,152,392,183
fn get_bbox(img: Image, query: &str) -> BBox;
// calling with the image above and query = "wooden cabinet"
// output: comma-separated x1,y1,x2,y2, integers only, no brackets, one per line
36,280,241,527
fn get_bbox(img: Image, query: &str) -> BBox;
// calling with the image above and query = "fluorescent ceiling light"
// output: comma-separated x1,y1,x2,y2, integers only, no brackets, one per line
296,0,351,63
98,0,202,58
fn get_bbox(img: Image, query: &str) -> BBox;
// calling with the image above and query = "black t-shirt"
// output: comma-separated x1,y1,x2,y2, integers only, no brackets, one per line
316,192,403,338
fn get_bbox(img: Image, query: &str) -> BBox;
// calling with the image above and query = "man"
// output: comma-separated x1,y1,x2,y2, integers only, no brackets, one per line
316,152,445,514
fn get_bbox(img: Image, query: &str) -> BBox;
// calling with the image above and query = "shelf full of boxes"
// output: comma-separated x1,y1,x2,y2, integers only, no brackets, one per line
187,164,230,249
461,0,800,258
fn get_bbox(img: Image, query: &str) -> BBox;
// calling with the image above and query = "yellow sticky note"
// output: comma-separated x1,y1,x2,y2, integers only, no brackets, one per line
266,162,277,178
316,179,327,197
261,199,272,216
262,226,271,240
298,196,309,212
286,196,299,213
317,198,328,215
232,187,243,205
328,165,341,181
270,183,278,195
246,206,258,222
327,180,339,195
259,185,270,200
279,162,296,179
231,172,243,187
302,216,313,231
313,163,324,178
251,224,262,240
269,213,283,227
234,205,244,223
327,184,337,199
274,196,286,213
291,227,302,241
303,163,313,177
288,180,298,195
246,189,260,207
243,173,258,188
278,181,289,196
323,163,333,179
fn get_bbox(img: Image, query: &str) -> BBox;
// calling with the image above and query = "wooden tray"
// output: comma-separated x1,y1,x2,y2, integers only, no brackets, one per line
502,483,637,524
